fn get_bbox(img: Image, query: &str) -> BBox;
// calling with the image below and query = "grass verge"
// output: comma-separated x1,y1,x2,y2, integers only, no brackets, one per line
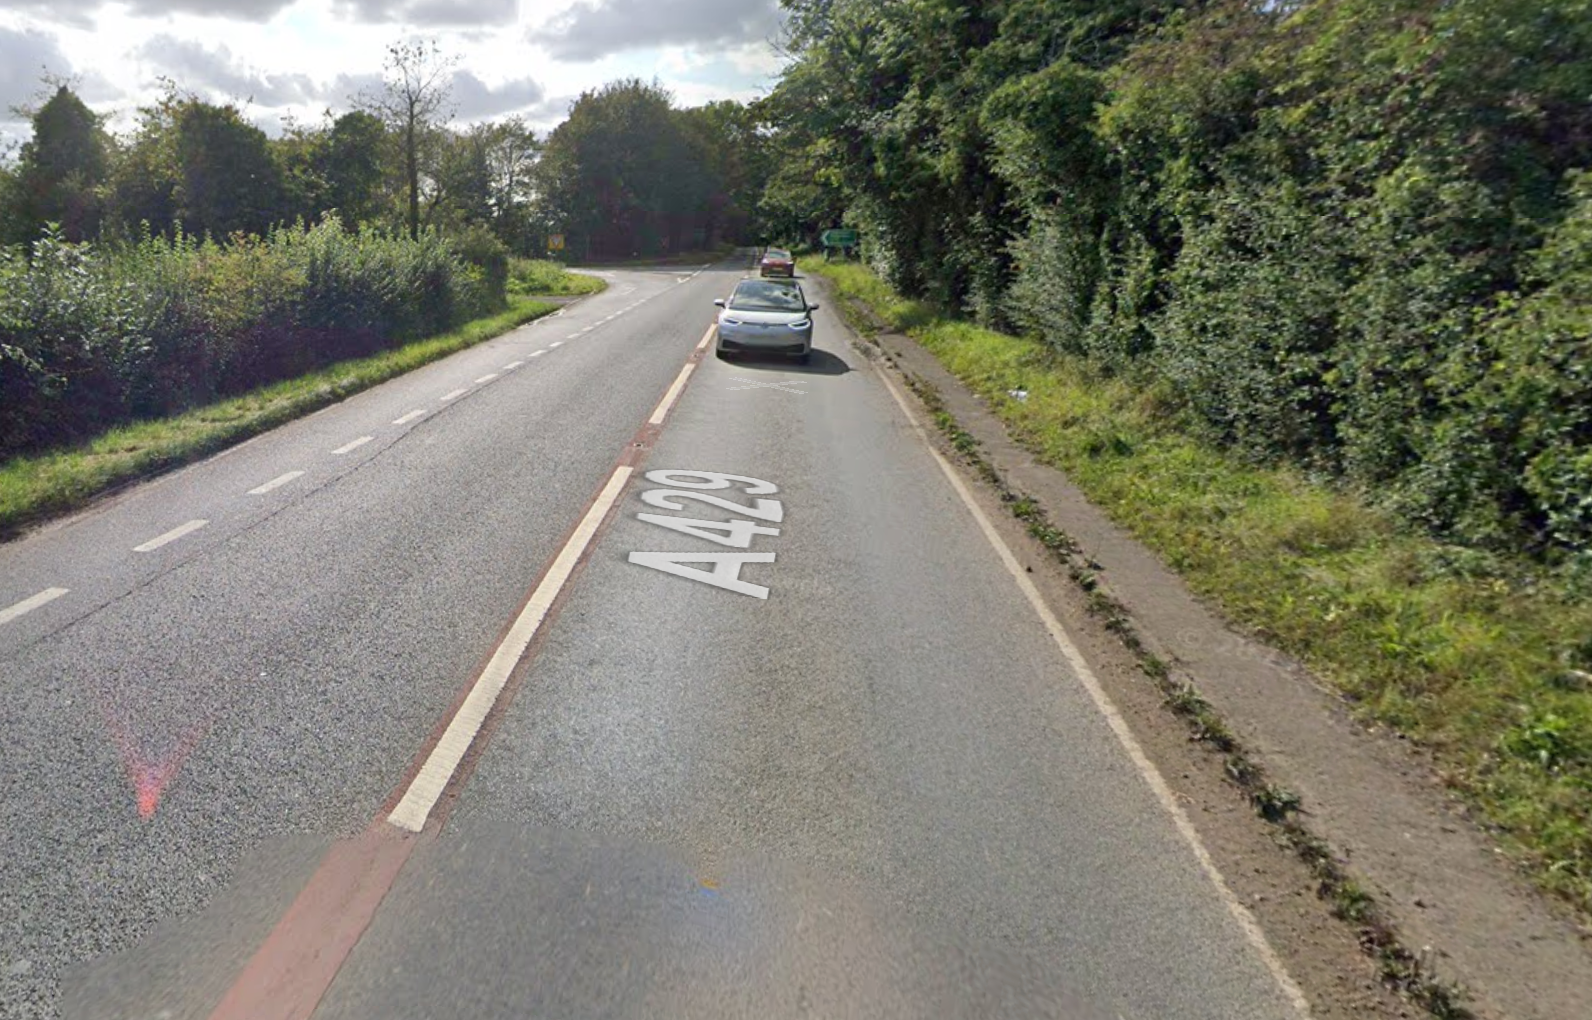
509,258,607,296
813,262,1592,920
0,294,565,539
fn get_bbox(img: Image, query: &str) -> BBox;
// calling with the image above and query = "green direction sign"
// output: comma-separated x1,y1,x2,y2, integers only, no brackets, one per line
821,228,858,247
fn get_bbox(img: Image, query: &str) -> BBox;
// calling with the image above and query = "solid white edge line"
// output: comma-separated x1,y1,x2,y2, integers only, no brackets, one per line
648,362,696,425
393,410,426,425
440,388,469,402
872,364,1314,1018
387,464,636,833
0,587,69,625
695,324,715,352
248,471,305,495
475,373,499,383
332,436,374,455
133,519,209,553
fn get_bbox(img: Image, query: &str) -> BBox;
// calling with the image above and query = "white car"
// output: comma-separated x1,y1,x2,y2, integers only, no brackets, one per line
713,279,819,363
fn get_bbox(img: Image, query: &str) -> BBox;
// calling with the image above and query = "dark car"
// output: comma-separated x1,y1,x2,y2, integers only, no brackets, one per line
759,247,796,277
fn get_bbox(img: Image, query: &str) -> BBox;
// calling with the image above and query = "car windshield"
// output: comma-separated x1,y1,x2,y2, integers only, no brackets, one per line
729,281,806,312
764,249,791,260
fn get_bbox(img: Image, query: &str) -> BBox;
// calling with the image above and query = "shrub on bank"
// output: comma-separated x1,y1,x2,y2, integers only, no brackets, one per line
0,218,501,459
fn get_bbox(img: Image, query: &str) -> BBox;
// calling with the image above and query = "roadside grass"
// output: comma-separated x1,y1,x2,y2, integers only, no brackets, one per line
508,258,606,296
815,261,1592,919
0,294,564,539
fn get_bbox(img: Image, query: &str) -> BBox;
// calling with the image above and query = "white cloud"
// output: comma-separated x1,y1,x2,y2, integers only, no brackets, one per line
334,0,520,26
1,25,76,114
531,0,782,61
0,0,779,143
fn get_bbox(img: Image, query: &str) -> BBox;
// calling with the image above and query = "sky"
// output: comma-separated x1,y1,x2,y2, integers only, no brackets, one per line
0,0,789,148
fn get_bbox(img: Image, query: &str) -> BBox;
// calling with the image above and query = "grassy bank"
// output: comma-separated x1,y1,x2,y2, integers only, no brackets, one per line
509,258,607,297
0,293,563,539
815,261,1592,918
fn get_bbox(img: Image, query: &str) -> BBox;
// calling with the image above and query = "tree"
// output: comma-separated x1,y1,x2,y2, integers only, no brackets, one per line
360,40,456,240
534,79,711,258
173,98,286,237
12,83,110,243
320,110,390,229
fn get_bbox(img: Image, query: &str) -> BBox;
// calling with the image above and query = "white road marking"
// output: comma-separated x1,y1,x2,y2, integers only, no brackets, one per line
530,350,546,358
695,324,716,352
728,380,806,394
475,373,499,383
248,471,305,495
440,388,469,402
628,551,773,598
388,465,636,833
567,332,582,339
503,361,524,370
393,410,427,425
550,341,564,348
0,588,69,626
872,365,1313,1018
648,362,696,425
333,436,374,455
134,519,209,553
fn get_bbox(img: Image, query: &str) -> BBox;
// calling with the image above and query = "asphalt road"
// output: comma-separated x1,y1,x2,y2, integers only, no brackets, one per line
3,257,1305,1019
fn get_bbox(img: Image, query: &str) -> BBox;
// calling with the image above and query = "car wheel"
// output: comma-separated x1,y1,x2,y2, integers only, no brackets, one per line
715,344,734,361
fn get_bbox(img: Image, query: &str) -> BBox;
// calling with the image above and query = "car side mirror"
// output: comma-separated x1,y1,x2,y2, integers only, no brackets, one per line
713,298,726,307
808,302,820,311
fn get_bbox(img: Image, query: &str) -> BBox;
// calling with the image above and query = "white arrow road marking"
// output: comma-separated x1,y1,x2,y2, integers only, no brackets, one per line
727,380,807,395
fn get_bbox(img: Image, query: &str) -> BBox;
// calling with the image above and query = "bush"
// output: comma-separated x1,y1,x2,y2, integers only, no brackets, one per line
0,219,505,460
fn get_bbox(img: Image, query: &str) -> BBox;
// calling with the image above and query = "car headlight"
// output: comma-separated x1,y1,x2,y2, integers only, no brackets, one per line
787,319,811,330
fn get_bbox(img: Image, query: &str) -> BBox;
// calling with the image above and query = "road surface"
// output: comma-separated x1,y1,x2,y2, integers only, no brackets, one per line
1,257,1306,1019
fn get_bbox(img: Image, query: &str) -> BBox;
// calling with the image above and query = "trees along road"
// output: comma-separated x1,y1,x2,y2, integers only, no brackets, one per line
1,257,1307,1020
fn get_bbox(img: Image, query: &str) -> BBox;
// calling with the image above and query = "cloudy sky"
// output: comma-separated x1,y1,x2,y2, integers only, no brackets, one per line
0,0,787,147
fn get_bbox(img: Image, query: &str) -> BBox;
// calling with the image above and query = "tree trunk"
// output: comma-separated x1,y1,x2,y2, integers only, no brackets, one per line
406,114,419,241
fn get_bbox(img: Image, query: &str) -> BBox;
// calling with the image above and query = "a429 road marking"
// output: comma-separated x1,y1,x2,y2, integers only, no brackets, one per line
628,470,781,599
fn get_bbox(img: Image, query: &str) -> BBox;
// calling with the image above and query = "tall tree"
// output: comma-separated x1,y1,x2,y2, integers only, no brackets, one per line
360,40,456,240
535,79,705,258
173,98,286,237
320,110,390,229
12,83,110,243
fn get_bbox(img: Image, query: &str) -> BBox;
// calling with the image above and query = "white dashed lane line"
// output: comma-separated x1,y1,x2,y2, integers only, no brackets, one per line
249,471,305,495
393,410,427,425
440,388,469,402
333,436,374,455
566,332,581,339
134,520,209,553
0,588,69,626
550,342,564,348
503,361,524,371
475,373,499,383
